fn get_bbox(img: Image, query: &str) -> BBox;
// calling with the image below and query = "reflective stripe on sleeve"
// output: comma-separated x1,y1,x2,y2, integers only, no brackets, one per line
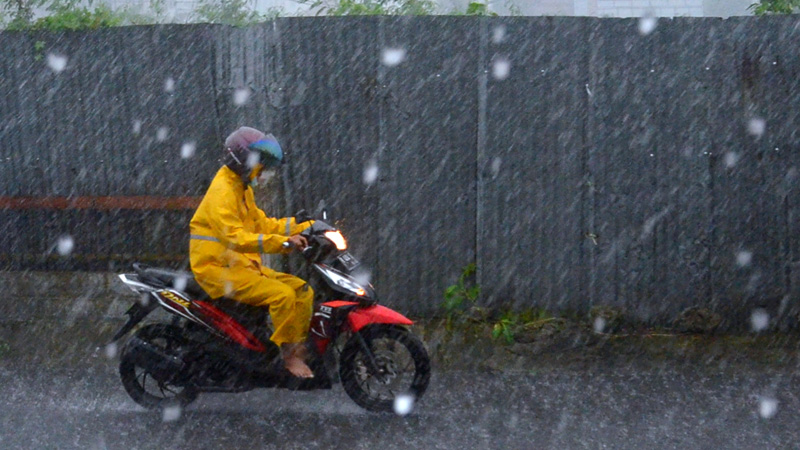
259,234,265,253
285,218,291,237
190,234,220,243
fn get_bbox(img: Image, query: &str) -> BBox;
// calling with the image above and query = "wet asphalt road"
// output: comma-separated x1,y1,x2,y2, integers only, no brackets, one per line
0,361,798,449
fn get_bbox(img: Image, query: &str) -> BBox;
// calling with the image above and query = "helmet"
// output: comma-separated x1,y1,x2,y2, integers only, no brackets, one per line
223,127,283,181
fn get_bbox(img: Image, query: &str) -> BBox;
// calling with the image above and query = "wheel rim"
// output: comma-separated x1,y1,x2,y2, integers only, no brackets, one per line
353,336,418,401
124,332,191,405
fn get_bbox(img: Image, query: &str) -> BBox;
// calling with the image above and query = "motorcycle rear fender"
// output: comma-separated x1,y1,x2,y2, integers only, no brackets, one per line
323,300,414,332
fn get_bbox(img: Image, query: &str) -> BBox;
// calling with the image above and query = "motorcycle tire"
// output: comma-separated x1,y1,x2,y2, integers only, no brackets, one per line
119,324,199,410
339,324,430,413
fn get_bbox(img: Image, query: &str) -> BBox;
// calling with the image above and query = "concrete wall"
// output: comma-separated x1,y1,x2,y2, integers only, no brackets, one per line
1,17,799,328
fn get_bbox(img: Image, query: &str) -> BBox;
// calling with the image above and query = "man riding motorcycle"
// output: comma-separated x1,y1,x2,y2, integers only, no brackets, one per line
189,126,315,378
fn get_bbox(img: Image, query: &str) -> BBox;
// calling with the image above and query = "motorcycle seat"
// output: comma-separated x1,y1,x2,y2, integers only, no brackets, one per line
133,264,210,301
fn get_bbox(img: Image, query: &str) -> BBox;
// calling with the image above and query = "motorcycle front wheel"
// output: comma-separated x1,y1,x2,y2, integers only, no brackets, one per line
339,324,430,412
119,324,198,410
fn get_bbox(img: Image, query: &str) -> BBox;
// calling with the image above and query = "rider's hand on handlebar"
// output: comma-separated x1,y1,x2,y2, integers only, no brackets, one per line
286,235,308,251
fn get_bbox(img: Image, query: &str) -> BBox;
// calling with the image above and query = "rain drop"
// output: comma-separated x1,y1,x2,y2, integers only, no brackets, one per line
393,393,415,416
180,142,196,159
751,309,769,332
758,397,778,419
747,117,766,137
724,151,738,168
132,120,142,135
381,48,406,67
164,77,175,93
492,25,506,44
57,235,74,256
638,13,658,36
104,342,118,359
363,161,379,185
162,404,182,422
234,88,250,106
156,127,169,142
46,53,68,73
492,57,511,81
736,250,753,267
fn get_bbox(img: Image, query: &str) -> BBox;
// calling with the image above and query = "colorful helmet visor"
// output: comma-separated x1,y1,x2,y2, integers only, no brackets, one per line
248,135,283,167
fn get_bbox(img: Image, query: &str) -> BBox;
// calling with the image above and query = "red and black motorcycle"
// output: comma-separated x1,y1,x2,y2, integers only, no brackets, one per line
109,212,430,413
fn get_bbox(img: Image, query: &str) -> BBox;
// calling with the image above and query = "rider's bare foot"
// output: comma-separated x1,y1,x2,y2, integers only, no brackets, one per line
281,343,314,379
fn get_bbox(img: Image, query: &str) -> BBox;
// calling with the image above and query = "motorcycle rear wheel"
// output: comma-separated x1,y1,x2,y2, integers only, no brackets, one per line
119,324,199,410
339,325,430,413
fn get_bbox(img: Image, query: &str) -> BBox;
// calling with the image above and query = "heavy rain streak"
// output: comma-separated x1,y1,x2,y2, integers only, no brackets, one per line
0,1,799,448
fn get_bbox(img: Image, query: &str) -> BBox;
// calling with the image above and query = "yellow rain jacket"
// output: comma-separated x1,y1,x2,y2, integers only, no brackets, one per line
189,165,313,346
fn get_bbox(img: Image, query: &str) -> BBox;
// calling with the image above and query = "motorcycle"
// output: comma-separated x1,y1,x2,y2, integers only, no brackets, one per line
109,211,431,413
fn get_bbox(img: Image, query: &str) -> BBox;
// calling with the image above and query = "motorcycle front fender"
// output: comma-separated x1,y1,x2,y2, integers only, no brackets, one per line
346,304,413,333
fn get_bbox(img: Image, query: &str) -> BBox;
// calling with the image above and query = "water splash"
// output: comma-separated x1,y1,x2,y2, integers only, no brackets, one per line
381,48,406,67
234,88,251,106
758,396,778,419
492,25,506,44
593,317,606,334
393,393,415,416
57,235,74,256
490,157,502,178
492,57,511,81
162,404,182,422
180,142,196,159
736,250,753,267
104,342,118,359
750,309,769,332
747,117,766,137
363,161,379,185
173,275,188,291
638,13,658,36
46,53,68,73
724,151,739,168
156,127,169,142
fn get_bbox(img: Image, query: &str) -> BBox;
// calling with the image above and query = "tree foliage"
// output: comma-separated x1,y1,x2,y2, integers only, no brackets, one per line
301,0,436,16
194,0,273,25
749,0,800,14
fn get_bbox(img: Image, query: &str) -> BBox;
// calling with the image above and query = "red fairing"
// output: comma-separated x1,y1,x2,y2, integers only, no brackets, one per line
194,301,267,352
346,304,414,332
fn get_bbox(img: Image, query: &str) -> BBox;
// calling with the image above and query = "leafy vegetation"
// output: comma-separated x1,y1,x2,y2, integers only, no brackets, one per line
749,0,800,14
194,0,277,25
300,0,436,16
442,263,480,322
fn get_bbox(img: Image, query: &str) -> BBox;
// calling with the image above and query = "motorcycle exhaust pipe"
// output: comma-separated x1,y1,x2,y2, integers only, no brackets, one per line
125,336,186,381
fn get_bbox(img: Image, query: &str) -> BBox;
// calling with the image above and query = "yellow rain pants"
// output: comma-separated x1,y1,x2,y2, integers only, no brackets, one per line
189,165,313,347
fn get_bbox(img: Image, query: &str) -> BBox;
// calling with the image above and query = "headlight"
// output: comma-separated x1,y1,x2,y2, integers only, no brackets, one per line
324,230,347,250
314,264,368,297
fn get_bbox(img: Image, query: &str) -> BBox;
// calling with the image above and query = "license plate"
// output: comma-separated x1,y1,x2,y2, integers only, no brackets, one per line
338,252,360,271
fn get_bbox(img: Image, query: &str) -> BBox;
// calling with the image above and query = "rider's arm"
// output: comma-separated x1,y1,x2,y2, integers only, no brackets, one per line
254,209,313,238
206,184,290,254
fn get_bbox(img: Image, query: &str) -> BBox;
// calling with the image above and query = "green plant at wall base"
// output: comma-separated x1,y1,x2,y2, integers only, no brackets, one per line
492,311,519,344
442,263,480,320
491,308,554,344
749,0,800,14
